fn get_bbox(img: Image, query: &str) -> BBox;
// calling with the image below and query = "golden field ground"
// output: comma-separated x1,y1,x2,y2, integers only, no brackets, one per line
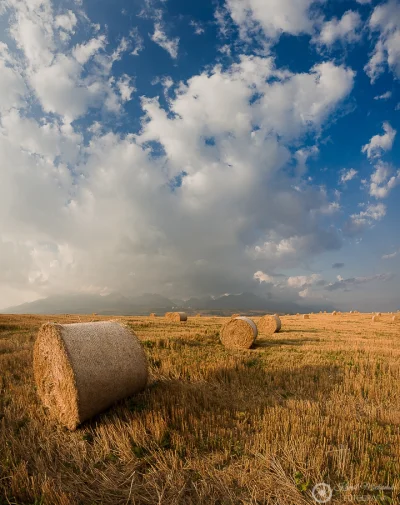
1,312,400,505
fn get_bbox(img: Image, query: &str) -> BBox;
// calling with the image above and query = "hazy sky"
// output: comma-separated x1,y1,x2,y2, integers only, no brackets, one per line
0,0,399,311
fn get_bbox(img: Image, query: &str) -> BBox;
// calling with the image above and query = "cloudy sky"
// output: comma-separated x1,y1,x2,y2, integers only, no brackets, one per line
0,0,399,311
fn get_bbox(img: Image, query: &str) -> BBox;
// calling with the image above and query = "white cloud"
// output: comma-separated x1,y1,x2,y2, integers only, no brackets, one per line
374,91,392,100
253,271,275,284
151,23,179,58
55,11,77,33
73,35,107,64
225,0,319,40
365,0,400,82
348,203,387,234
356,0,372,4
340,168,358,184
361,122,397,159
287,274,321,288
316,10,362,47
369,161,400,198
116,74,136,102
190,20,205,35
0,1,360,308
382,250,398,259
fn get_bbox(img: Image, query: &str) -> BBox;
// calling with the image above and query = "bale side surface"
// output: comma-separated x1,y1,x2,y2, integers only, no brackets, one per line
168,312,187,322
33,321,148,430
220,317,257,350
258,315,281,335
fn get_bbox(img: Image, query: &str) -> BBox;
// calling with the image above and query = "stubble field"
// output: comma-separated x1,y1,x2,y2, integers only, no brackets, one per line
1,312,399,505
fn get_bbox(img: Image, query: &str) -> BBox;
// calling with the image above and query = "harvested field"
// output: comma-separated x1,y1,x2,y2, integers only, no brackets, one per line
1,312,400,505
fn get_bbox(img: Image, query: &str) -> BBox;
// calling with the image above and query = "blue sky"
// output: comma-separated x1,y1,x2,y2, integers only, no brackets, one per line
0,0,399,311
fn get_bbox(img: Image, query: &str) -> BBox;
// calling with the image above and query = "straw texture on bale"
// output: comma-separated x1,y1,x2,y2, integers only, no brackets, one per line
303,314,310,320
33,321,148,430
258,314,281,335
220,317,257,350
166,312,187,322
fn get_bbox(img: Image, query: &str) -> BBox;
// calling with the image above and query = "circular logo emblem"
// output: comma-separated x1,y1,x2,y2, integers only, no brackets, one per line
312,483,333,504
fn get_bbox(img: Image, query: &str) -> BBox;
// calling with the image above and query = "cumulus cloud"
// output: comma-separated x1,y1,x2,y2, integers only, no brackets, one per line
374,91,392,100
287,274,321,288
225,0,320,41
151,23,179,58
365,0,400,82
369,161,400,198
361,122,396,159
340,168,358,184
0,0,359,308
345,203,387,235
316,11,362,47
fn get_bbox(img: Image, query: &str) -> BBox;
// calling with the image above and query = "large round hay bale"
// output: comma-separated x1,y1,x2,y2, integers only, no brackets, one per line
258,314,281,335
303,314,310,320
33,321,148,430
372,315,380,322
167,312,187,322
220,317,257,349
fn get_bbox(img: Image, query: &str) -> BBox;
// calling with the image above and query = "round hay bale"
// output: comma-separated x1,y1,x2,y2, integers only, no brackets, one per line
258,314,281,335
33,321,148,430
376,312,382,317
372,315,380,322
220,317,257,350
168,312,187,322
231,313,240,319
303,314,310,320
392,315,399,322
149,313,156,318
196,313,201,317
332,311,337,316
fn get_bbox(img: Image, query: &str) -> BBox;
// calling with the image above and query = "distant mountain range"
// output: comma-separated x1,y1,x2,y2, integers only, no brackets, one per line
0,291,335,315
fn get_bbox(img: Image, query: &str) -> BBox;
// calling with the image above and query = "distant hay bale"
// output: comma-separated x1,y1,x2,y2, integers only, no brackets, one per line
296,313,300,316
220,317,257,350
258,314,281,335
196,313,201,317
149,313,156,318
303,314,310,320
231,313,240,319
33,321,148,430
166,312,187,322
332,311,337,316
376,312,382,317
372,315,380,322
392,315,399,322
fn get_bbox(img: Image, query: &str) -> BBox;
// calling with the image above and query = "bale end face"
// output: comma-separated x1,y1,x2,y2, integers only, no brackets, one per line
220,317,257,349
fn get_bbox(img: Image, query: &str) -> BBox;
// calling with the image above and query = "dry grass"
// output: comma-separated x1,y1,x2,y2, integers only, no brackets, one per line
1,312,400,504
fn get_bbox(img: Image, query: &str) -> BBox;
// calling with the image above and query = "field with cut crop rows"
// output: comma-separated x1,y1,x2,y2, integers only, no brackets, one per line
1,313,399,504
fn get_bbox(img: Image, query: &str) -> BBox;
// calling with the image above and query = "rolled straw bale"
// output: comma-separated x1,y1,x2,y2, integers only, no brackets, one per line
168,312,187,322
258,314,281,335
33,321,148,430
196,313,201,317
165,312,172,319
372,315,380,322
220,317,257,350
149,313,156,318
303,314,310,320
392,315,399,322
332,311,337,316
231,313,240,319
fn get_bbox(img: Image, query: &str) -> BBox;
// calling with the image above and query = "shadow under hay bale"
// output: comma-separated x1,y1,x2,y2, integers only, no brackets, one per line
220,317,257,349
33,321,148,430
